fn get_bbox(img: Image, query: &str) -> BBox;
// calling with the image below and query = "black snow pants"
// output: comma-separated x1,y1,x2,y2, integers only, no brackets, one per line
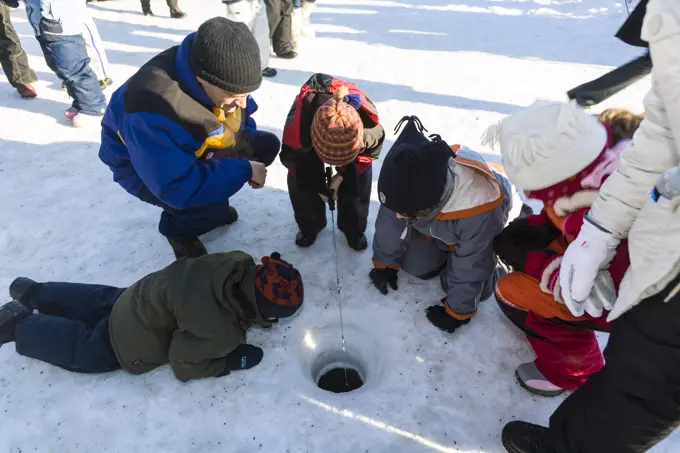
264,0,294,55
287,163,372,240
567,51,652,108
14,282,125,374
0,3,37,89
548,272,680,453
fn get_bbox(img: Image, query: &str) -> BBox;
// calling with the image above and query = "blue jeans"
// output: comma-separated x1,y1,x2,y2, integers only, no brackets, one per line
138,130,281,240
15,282,126,374
38,34,106,115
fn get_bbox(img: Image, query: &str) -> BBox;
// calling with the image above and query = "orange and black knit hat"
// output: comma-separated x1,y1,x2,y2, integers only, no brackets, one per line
254,253,304,319
311,86,365,166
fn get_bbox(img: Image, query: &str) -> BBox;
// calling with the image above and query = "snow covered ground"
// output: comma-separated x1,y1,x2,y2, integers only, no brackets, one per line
0,0,671,452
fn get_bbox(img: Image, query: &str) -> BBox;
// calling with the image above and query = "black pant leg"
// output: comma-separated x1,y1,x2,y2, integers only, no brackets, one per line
287,172,326,235
337,164,372,237
266,0,294,54
264,0,281,40
548,274,680,453
166,0,179,9
15,314,121,373
0,4,37,88
140,0,151,10
567,51,652,107
27,282,126,328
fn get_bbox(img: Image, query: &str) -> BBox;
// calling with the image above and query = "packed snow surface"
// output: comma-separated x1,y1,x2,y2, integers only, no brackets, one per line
0,0,671,452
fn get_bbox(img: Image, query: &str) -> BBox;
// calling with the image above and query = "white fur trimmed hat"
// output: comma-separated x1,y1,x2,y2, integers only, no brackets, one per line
482,101,607,191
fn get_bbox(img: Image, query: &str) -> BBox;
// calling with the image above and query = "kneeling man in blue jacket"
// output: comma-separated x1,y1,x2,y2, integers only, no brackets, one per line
99,17,280,258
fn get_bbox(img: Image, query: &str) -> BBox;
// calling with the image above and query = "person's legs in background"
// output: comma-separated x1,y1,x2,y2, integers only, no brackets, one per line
265,0,296,59
0,3,38,99
37,33,106,125
226,0,276,77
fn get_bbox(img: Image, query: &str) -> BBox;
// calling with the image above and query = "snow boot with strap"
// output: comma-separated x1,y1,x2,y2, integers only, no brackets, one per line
502,421,556,453
516,362,565,397
0,301,32,345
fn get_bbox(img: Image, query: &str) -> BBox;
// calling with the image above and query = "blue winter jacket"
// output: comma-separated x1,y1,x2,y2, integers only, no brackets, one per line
99,33,258,210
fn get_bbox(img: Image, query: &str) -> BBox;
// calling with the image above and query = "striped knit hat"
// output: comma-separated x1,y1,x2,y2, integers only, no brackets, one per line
311,86,365,165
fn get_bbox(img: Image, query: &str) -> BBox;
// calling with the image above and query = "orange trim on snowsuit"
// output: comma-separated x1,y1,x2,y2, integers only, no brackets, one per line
444,300,477,320
372,259,399,270
495,272,582,322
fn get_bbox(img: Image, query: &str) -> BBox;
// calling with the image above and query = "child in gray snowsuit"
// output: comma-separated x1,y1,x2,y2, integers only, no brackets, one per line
370,116,512,334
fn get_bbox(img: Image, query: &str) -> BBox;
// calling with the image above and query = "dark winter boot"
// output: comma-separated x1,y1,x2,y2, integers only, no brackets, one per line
9,277,39,310
142,7,154,15
169,7,186,18
16,84,37,99
262,67,278,78
277,50,298,60
0,301,31,345
345,233,368,251
502,421,555,453
167,238,208,260
226,206,239,225
295,231,318,247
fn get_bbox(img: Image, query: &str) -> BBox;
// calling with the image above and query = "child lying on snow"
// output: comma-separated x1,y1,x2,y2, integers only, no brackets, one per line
0,252,303,382
484,102,641,396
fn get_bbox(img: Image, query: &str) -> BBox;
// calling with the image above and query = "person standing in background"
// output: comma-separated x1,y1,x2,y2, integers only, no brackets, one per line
0,0,38,99
83,9,113,89
22,0,107,126
264,0,296,59
291,0,314,50
224,0,277,78
140,0,185,18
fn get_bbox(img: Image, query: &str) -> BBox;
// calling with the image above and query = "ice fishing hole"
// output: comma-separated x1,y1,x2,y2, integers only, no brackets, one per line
299,322,385,395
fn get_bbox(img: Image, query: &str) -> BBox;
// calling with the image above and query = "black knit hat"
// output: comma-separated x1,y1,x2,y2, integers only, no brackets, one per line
190,17,262,94
378,117,452,215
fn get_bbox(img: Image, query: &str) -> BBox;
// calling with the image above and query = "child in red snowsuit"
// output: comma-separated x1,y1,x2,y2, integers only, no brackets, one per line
484,102,642,396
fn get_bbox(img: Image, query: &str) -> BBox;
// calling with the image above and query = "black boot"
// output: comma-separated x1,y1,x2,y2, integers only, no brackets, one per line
226,206,239,225
262,67,278,78
167,238,208,259
0,301,31,345
9,277,39,310
142,7,154,15
276,50,298,59
295,231,317,247
169,7,186,18
345,233,368,251
501,421,555,453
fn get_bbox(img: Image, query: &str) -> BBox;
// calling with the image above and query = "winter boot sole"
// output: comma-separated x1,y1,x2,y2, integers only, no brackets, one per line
515,369,566,397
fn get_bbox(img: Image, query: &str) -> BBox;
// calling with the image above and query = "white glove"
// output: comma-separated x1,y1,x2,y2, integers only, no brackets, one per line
580,271,616,318
560,218,619,316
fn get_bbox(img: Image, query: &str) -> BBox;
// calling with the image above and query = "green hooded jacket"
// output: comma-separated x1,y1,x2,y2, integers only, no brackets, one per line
108,252,270,382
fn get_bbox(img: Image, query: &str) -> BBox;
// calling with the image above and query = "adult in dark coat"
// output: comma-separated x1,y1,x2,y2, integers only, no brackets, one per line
568,0,650,107
0,252,304,382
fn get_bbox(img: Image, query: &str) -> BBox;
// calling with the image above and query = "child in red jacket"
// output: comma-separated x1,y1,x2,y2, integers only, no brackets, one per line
280,73,385,250
483,102,642,396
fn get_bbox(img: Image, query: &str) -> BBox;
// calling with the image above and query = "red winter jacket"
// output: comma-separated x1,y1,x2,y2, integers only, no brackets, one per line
279,73,385,192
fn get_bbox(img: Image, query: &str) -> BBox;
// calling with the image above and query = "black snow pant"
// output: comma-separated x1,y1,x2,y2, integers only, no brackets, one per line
548,272,680,453
264,0,294,55
567,51,652,108
140,0,179,11
287,164,372,240
14,282,126,374
0,3,37,89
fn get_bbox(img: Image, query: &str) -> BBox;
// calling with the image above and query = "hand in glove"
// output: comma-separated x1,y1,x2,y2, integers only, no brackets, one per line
570,271,616,318
219,344,264,376
369,268,398,295
559,218,619,313
425,301,471,334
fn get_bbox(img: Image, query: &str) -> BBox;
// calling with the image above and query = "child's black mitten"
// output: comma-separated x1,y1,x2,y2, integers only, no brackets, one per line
219,344,264,376
425,303,471,334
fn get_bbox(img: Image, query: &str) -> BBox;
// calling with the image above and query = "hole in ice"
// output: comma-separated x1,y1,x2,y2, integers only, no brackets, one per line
317,367,364,393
